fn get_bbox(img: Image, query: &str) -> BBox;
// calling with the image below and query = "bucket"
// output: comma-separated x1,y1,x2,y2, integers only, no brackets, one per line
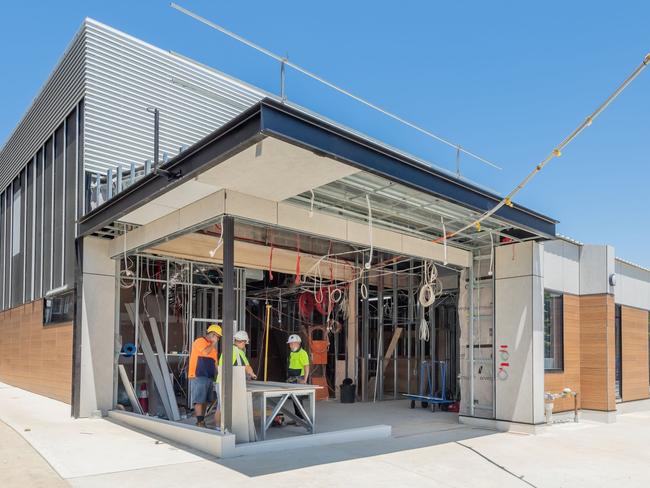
340,379,355,403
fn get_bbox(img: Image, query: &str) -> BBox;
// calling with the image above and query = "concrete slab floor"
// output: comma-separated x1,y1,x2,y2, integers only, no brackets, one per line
3,382,650,487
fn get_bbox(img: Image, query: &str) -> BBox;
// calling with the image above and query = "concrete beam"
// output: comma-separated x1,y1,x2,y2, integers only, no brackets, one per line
109,190,471,268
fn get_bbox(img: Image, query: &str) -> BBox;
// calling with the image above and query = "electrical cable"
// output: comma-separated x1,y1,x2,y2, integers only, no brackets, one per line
208,216,224,257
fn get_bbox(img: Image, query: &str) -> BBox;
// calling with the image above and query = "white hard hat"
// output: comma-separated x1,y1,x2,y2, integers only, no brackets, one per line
287,334,302,344
233,330,249,343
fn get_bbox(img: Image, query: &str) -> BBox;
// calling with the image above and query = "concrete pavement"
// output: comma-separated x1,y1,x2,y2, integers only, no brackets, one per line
2,381,650,487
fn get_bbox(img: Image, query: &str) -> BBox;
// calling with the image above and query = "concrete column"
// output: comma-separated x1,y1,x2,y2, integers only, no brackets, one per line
77,236,117,417
494,241,545,424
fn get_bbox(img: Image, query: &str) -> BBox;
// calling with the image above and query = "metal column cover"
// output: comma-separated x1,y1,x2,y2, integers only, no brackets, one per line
221,216,235,433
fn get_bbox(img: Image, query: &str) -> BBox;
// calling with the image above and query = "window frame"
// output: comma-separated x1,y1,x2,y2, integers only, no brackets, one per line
544,289,565,372
43,289,75,326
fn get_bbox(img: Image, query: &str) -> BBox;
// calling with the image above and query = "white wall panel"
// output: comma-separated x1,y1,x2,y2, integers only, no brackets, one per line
579,244,613,295
615,260,650,310
543,239,580,294
494,242,545,424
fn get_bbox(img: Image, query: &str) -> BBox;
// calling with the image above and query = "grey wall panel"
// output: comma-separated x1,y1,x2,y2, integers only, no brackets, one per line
542,239,580,295
42,138,53,295
0,26,85,192
0,192,4,308
615,260,650,310
34,150,43,300
53,125,65,288
24,160,34,301
6,189,12,306
65,109,78,286
83,20,265,175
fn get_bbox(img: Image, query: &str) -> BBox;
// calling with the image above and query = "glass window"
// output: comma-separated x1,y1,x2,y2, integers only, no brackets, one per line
43,290,75,325
544,291,564,370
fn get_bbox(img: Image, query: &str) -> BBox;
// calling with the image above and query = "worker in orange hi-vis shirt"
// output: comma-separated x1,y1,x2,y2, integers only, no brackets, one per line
188,324,221,428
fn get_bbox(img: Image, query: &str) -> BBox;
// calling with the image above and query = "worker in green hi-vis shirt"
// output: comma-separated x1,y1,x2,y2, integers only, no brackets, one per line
286,334,310,421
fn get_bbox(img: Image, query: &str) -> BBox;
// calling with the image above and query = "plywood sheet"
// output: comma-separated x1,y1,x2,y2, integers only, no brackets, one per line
621,306,650,402
579,294,616,411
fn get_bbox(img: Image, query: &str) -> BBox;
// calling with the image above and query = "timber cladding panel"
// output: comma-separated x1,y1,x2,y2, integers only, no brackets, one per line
545,293,581,412
579,294,616,411
0,300,72,403
621,306,650,402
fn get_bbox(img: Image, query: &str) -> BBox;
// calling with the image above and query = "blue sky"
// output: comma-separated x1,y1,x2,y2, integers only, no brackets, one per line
2,1,649,265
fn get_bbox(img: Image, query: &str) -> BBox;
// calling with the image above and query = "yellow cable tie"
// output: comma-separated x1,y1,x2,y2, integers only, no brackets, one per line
644,53,650,65
475,222,481,232
505,197,513,208
553,148,562,157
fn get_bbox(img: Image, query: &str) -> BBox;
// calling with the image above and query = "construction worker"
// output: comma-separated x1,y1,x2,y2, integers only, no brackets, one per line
287,334,310,384
215,330,257,426
286,334,310,421
188,324,221,428
218,330,257,378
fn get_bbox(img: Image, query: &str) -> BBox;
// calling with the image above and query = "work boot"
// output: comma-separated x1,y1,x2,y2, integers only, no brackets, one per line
196,420,206,428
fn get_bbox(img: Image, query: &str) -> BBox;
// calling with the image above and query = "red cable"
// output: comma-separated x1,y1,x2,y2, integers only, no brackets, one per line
294,234,301,285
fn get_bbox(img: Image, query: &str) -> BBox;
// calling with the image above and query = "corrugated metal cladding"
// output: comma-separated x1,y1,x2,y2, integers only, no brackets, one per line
83,19,265,174
0,27,85,192
0,17,269,312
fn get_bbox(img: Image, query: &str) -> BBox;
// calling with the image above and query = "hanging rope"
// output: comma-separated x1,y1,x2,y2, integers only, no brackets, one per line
295,234,302,285
263,301,271,381
419,314,429,342
418,261,440,307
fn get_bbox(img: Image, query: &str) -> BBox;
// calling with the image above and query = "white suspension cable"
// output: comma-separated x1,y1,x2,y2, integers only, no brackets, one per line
208,216,224,257
170,2,502,171
441,216,448,265
365,194,373,270
434,53,650,244
488,232,495,276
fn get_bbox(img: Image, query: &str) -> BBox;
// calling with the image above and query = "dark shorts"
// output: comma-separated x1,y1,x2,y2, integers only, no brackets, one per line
190,376,213,405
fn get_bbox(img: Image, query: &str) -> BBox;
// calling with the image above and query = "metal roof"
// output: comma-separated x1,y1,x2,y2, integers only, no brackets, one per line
79,98,557,242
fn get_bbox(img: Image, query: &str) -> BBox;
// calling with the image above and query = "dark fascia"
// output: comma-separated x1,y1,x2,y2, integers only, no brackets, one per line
79,97,557,239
